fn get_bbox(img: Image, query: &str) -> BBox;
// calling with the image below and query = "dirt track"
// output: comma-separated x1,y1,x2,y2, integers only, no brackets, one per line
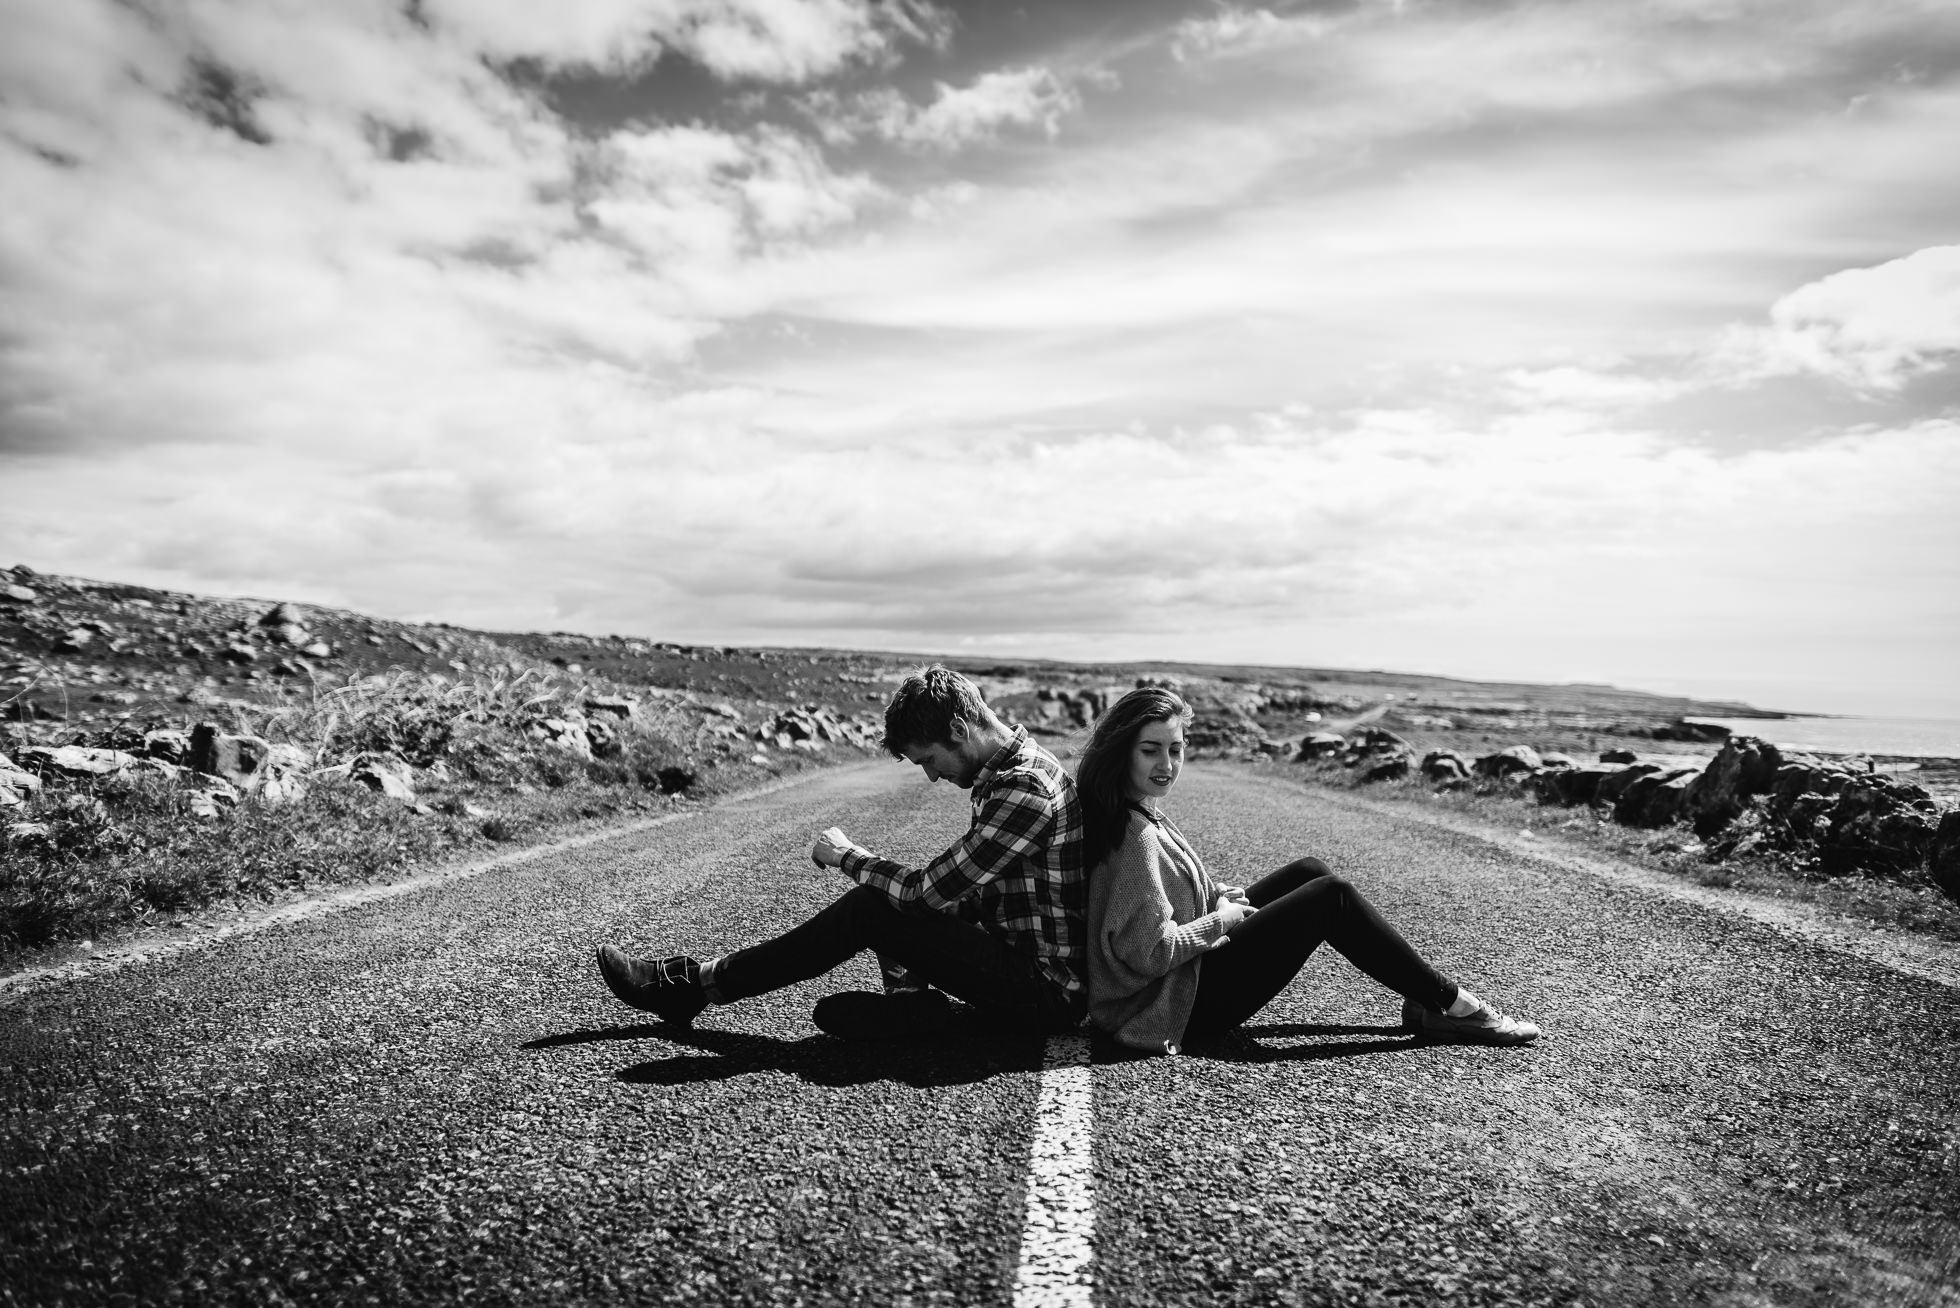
3,762,1956,1306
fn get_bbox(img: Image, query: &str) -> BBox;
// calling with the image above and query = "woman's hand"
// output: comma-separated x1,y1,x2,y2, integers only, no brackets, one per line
1216,896,1257,933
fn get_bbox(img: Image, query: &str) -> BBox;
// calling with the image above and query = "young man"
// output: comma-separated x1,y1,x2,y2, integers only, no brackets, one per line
595,666,1087,1040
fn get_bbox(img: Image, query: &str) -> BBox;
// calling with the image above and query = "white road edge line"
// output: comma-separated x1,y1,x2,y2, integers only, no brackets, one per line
1013,1032,1095,1308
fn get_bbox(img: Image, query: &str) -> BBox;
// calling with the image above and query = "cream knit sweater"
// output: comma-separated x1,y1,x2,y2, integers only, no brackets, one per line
1086,807,1245,1053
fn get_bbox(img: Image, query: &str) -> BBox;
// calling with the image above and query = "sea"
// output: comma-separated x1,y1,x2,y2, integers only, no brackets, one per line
1686,715,1960,760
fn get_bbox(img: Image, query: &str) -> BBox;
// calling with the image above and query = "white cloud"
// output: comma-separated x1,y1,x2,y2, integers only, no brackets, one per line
1501,364,1691,411
585,122,882,290
896,67,1083,149
419,0,948,81
813,66,1089,151
1759,245,1960,389
1170,6,1330,63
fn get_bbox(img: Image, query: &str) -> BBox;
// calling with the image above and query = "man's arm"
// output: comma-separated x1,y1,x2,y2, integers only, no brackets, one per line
836,776,1054,911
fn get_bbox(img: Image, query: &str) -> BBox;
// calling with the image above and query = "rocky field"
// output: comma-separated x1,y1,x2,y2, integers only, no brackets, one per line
5,561,1956,967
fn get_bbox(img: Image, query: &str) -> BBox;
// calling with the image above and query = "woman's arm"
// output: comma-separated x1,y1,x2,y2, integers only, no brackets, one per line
1099,824,1247,981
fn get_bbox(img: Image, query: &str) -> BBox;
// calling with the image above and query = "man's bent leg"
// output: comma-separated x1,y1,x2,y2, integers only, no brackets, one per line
710,884,895,1001
870,908,1076,1034
709,885,1072,1033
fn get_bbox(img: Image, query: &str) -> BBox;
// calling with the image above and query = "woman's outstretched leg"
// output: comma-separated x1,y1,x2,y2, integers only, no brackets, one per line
1183,869,1456,1040
1242,855,1334,906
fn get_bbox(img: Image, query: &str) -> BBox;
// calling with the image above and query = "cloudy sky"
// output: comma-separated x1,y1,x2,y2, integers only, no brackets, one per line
4,0,1957,716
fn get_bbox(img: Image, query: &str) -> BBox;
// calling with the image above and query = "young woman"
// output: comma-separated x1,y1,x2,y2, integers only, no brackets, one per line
1080,686,1541,1054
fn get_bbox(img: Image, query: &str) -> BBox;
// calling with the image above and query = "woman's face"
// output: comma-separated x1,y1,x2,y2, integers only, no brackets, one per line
1126,717,1186,803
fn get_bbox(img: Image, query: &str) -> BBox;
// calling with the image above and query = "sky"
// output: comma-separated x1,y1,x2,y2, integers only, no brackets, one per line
3,0,1958,718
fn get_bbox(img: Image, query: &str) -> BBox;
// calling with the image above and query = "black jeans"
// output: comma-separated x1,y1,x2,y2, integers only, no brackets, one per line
712,885,1080,1034
1182,857,1458,1042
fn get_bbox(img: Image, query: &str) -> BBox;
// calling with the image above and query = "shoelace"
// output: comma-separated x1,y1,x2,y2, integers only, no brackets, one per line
654,956,694,987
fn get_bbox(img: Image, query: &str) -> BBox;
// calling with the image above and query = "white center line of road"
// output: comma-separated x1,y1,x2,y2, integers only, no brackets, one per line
1012,1032,1095,1308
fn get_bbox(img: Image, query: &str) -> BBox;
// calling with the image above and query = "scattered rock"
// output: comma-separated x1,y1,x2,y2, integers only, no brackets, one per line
0,758,43,807
1594,762,1664,809
1768,761,1852,815
1599,748,1639,764
1932,810,1960,906
527,716,593,761
1819,777,1940,874
585,695,642,722
349,753,416,802
1188,705,1270,756
585,715,623,759
1296,732,1345,761
655,765,698,794
1680,735,1784,836
259,770,309,806
1349,726,1412,757
188,724,271,787
133,756,184,783
144,729,192,765
1473,745,1542,778
182,772,241,816
1419,750,1469,783
15,744,140,780
1360,751,1413,783
759,705,877,752
1532,765,1624,807
1615,768,1702,828
2,584,36,604
257,602,312,647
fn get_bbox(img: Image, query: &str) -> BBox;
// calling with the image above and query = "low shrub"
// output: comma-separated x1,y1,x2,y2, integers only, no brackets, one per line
0,770,457,951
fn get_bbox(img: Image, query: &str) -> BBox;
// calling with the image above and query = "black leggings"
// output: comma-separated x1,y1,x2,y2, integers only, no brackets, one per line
1181,858,1458,1043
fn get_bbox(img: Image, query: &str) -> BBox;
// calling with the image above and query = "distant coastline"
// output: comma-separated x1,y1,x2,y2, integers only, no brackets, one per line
1686,715,1960,760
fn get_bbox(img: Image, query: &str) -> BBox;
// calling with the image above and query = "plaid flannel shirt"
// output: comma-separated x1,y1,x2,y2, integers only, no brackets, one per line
839,727,1087,1001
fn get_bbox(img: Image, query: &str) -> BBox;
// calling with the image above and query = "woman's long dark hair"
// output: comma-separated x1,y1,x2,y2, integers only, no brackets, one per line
1075,686,1191,872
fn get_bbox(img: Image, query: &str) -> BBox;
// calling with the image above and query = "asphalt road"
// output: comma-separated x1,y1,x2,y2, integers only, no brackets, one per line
3,762,1956,1307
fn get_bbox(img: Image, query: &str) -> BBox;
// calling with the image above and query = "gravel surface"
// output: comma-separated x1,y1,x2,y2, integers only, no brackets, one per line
3,762,1957,1306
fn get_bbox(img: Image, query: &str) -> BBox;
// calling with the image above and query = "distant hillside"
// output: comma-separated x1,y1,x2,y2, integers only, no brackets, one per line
0,562,1780,742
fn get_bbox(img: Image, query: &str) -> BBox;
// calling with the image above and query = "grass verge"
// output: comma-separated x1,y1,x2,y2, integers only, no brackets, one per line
1,664,861,969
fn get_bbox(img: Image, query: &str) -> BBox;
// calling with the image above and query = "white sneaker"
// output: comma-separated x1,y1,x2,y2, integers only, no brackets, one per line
1401,996,1541,1045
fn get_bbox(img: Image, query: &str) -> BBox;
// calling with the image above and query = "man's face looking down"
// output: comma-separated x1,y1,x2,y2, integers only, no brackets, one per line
900,719,985,789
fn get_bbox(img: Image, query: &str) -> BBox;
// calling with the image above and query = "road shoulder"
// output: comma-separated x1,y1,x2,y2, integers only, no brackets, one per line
1263,773,1960,992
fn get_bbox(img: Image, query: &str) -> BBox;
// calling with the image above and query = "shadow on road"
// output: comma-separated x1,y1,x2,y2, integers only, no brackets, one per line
525,1016,1041,1090
1189,1021,1425,1063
